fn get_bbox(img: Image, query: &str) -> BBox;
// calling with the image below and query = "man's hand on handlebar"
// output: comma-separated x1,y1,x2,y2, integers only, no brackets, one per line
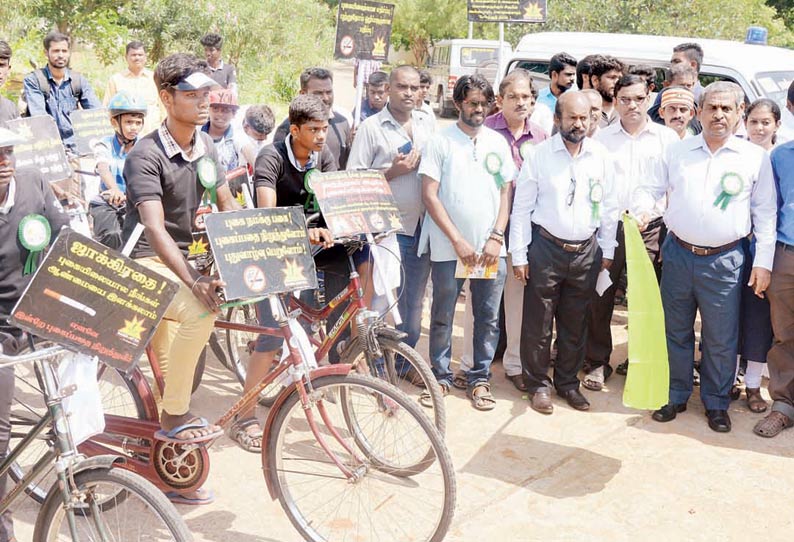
191,276,226,313
308,227,335,249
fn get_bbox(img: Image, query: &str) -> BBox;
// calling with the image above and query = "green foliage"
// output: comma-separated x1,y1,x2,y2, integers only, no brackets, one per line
505,0,794,48
391,0,469,64
120,0,212,62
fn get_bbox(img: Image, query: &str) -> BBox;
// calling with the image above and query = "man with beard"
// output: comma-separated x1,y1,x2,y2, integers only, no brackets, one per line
23,31,101,152
537,53,577,112
419,74,514,411
583,74,678,390
589,55,624,128
510,91,619,414
634,82,776,433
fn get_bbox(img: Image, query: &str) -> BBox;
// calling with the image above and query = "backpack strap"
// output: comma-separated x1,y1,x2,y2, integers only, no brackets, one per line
34,69,51,100
69,70,83,101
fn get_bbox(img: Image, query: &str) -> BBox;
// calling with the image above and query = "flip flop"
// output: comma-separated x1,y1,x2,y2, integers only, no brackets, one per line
165,488,215,506
155,416,223,445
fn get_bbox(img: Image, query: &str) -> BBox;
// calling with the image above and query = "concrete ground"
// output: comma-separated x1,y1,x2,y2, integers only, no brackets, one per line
11,63,794,541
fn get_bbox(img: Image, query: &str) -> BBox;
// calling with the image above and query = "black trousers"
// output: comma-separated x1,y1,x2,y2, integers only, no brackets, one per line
520,231,602,393
88,198,126,250
585,219,664,368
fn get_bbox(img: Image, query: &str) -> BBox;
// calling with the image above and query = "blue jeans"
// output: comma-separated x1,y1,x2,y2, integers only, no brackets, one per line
661,236,743,410
396,231,431,349
428,258,506,388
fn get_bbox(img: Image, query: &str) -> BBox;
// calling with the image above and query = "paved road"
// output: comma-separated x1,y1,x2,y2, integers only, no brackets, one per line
11,63,794,541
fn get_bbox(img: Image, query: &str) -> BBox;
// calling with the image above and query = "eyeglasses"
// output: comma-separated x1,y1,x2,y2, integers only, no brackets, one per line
566,177,576,206
617,95,648,106
462,100,493,110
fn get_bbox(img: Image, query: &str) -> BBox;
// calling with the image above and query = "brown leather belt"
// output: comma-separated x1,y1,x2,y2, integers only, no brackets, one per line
672,233,741,257
537,226,594,253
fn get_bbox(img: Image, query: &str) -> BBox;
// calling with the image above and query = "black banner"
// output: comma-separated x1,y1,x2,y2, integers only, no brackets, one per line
467,0,548,22
10,229,179,372
5,116,71,183
311,170,403,238
71,108,114,156
204,207,318,301
335,0,395,61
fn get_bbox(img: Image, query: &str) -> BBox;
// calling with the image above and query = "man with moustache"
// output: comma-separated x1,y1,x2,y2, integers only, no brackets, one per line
121,54,240,503
658,87,696,139
583,74,678,389
23,31,101,152
104,41,162,133
634,82,776,433
419,74,514,410
0,42,19,124
537,53,577,112
510,91,619,414
589,55,624,128
348,65,436,357
582,89,603,138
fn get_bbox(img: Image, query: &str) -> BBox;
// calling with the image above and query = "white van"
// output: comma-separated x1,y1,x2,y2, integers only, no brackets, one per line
428,39,513,116
507,32,794,117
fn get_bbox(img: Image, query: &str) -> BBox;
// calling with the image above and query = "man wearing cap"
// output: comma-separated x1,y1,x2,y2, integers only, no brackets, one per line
658,86,697,140
122,54,239,499
583,74,678,389
0,41,19,125
634,81,776,433
0,126,69,541
201,88,244,172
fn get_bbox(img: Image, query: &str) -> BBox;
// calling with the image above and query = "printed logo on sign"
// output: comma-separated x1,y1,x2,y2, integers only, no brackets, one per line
117,316,146,346
243,265,267,293
340,35,355,57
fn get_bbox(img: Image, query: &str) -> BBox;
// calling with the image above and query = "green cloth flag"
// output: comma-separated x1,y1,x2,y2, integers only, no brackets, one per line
623,215,669,410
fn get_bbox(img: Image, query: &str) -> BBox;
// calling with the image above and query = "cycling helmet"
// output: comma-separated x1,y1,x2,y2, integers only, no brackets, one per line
107,90,148,119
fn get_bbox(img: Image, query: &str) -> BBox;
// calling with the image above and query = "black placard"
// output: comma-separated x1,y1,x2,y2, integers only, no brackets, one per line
5,116,71,183
311,170,403,238
334,0,395,61
204,207,318,301
10,229,179,372
467,0,548,22
71,108,114,156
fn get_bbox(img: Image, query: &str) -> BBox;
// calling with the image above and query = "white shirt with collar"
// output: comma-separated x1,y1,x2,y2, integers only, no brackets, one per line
632,134,777,270
596,118,679,220
509,134,619,266
418,123,516,262
347,105,436,236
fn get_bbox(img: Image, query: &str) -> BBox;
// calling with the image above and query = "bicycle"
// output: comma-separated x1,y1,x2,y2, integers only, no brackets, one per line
0,343,191,541
220,234,446,433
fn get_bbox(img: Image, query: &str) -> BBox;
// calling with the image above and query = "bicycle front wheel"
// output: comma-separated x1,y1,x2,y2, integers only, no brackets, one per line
265,373,456,542
33,465,192,542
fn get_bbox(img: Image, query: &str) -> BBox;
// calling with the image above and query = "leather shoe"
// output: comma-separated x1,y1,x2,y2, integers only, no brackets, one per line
507,374,528,392
530,389,553,414
652,403,687,422
558,388,590,411
706,409,731,433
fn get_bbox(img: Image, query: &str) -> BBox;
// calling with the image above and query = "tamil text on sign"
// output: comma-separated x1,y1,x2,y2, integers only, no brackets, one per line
5,116,71,184
71,108,114,157
467,0,547,23
335,0,395,61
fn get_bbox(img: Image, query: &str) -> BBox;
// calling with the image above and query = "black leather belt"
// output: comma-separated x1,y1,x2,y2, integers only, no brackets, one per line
777,241,794,252
537,226,594,253
672,233,741,257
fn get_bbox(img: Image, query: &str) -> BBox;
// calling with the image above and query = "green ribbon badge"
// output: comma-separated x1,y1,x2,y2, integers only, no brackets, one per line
197,156,218,206
18,214,51,275
713,172,743,210
303,169,319,213
589,179,604,223
484,152,507,189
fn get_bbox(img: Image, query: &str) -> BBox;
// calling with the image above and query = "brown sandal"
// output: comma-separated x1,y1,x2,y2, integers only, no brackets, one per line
753,411,793,438
745,387,768,413
419,382,448,408
469,383,496,411
452,372,467,390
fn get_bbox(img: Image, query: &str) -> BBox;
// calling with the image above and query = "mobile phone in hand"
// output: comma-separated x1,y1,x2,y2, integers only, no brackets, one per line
397,141,413,155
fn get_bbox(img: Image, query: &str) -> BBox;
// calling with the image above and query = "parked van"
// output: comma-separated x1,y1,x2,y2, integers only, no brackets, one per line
507,32,794,119
428,39,512,116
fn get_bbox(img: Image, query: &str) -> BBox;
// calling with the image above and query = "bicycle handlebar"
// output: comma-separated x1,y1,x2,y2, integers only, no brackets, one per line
0,345,68,368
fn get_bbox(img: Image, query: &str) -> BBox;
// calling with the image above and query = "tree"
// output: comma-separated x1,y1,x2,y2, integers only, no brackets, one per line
392,0,469,64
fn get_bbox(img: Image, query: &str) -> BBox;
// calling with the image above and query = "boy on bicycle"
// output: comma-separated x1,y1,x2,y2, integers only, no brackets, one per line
0,126,70,542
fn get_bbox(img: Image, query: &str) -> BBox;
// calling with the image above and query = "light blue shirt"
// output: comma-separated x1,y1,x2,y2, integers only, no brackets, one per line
771,141,794,246
418,124,515,262
536,86,559,112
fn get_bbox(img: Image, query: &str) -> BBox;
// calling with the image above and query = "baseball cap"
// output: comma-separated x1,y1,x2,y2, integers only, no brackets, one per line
0,127,27,148
172,72,220,91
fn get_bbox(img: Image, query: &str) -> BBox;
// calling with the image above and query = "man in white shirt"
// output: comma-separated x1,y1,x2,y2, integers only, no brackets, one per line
634,81,777,433
419,74,514,411
584,74,679,390
510,91,619,414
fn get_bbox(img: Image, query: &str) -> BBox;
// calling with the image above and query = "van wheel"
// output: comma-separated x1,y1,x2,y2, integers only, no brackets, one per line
436,92,453,118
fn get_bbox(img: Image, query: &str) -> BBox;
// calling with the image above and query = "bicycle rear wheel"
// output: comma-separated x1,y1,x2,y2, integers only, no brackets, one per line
33,465,191,542
265,373,456,542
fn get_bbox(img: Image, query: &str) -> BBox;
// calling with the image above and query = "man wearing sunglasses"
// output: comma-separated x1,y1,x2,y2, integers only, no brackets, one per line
510,91,619,415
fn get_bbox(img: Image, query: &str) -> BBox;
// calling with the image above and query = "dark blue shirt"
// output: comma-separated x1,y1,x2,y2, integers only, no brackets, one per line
22,66,101,150
771,141,794,246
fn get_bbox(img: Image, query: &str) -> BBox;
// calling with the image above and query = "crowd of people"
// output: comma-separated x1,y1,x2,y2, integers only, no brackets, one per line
0,27,793,536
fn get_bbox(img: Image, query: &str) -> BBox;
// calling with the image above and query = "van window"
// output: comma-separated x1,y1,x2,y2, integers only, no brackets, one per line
460,47,499,67
510,60,549,78
755,71,794,109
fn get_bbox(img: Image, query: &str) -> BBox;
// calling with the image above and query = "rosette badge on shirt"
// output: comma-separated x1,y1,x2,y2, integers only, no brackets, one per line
197,156,219,206
713,172,743,211
19,214,52,275
484,152,507,189
589,178,604,223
